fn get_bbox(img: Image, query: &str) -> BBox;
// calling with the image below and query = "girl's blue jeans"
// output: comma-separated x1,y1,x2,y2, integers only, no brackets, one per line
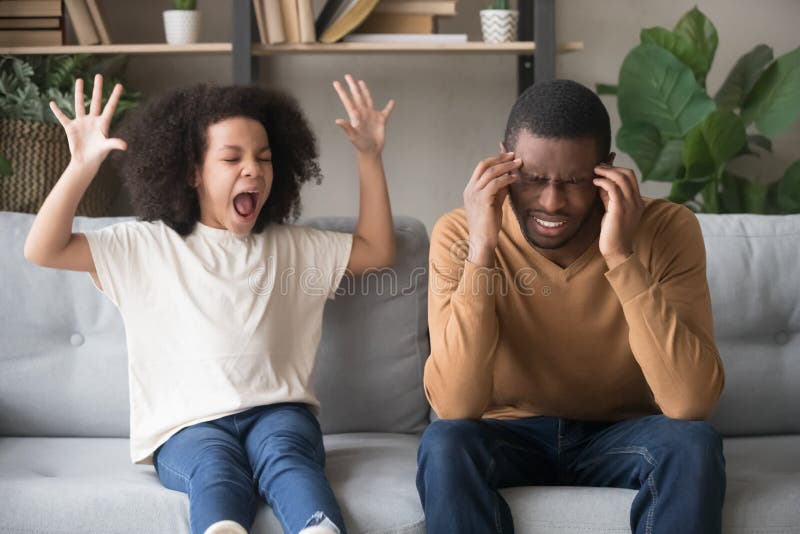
153,403,346,534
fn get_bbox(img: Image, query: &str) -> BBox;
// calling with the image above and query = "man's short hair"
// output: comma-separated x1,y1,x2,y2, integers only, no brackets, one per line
503,79,611,159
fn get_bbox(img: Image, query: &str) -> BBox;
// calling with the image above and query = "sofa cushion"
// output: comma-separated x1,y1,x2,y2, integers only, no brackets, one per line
0,433,424,534
1,434,797,533
0,212,430,437
697,214,800,436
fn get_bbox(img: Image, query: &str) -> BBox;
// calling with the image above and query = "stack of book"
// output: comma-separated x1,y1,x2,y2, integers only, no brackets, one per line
64,0,111,46
0,0,64,47
252,0,317,45
358,0,457,35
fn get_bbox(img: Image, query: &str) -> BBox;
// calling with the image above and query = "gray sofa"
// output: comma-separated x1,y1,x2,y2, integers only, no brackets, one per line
0,211,798,534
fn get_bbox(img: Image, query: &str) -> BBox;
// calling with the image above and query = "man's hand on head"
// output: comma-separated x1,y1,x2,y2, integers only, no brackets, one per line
463,149,522,267
592,164,645,270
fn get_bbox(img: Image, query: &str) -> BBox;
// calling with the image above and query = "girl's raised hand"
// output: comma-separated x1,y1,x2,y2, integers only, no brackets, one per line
50,74,127,171
333,74,394,155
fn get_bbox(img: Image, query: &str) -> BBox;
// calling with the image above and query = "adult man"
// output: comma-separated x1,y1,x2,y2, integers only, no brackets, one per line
417,80,726,534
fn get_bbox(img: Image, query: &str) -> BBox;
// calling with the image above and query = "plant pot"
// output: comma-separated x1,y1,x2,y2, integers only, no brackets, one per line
163,9,201,45
0,119,119,216
480,9,519,44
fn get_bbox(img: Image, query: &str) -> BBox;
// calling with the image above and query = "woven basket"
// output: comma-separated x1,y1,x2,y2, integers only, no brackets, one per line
0,119,119,216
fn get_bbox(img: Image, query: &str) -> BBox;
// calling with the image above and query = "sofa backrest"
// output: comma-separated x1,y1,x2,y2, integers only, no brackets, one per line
0,212,430,437
699,214,800,436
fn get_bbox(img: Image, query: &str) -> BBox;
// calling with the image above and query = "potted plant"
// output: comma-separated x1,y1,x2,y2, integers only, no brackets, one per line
598,7,800,214
0,54,141,215
480,0,519,44
163,0,201,45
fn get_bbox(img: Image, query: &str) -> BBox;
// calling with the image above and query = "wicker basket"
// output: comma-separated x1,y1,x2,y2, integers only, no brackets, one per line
0,119,120,216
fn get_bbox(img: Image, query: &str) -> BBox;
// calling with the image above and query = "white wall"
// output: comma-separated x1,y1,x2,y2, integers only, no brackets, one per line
99,0,800,229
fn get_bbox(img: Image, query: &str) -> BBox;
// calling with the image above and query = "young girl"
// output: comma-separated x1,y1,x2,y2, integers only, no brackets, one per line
24,74,396,534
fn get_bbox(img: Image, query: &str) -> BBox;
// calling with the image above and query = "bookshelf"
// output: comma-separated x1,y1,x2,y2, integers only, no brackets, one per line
1,0,572,95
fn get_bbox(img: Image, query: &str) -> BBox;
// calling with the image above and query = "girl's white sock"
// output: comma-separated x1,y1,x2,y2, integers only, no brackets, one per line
203,520,248,534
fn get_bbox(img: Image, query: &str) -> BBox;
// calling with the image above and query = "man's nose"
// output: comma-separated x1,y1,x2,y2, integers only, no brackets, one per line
538,182,567,212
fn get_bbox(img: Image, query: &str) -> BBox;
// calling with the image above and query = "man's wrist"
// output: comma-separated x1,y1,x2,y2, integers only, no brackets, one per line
467,239,496,267
604,249,633,270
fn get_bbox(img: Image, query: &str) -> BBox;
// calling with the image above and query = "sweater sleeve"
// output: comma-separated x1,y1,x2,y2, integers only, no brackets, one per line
604,206,724,420
423,214,501,419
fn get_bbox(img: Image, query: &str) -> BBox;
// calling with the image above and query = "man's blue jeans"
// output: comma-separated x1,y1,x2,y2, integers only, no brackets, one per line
416,415,725,534
154,403,346,534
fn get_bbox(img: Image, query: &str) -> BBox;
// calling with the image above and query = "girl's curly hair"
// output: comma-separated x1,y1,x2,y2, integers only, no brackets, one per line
112,84,322,235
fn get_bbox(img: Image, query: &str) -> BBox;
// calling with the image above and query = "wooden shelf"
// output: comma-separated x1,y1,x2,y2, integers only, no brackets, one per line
253,41,584,55
0,41,583,56
0,43,233,55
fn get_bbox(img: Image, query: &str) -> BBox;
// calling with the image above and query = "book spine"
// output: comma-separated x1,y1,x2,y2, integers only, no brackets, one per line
0,29,63,46
264,0,286,44
0,1,63,18
64,0,99,45
297,0,315,43
85,0,111,44
252,0,268,44
279,0,300,43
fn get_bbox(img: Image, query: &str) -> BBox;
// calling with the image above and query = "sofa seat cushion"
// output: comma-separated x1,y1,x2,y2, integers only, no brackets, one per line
1,434,797,533
503,434,800,533
0,433,425,534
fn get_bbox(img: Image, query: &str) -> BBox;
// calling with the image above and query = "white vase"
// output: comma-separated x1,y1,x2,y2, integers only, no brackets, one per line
163,9,201,45
480,9,519,44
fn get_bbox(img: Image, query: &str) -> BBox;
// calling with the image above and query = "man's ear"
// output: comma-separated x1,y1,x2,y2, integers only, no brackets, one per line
500,141,511,154
606,152,616,166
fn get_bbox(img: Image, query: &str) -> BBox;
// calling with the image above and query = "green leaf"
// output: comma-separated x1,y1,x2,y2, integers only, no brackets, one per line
640,27,707,84
669,176,711,204
0,153,12,176
618,43,715,138
616,122,684,182
596,83,618,95
715,44,773,110
683,110,746,179
741,46,800,136
776,159,800,213
673,7,718,86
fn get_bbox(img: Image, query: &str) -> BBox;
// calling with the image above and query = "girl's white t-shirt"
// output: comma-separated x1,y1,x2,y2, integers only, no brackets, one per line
84,220,353,464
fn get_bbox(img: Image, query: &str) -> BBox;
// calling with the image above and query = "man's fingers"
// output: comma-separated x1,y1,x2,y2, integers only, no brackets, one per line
593,177,623,213
49,101,70,127
594,165,636,203
74,78,85,117
475,158,522,190
89,74,103,116
468,152,516,186
484,172,520,196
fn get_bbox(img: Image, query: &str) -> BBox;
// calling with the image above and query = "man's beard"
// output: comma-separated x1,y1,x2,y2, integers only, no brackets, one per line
509,193,603,250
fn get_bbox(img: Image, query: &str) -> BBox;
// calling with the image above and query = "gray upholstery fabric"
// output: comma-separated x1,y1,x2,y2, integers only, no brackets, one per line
1,434,798,534
0,213,430,437
0,434,424,534
2,210,799,534
697,214,800,436
306,217,430,435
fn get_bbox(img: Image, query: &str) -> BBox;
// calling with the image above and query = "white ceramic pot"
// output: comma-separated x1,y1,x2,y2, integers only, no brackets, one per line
480,9,519,44
163,9,201,45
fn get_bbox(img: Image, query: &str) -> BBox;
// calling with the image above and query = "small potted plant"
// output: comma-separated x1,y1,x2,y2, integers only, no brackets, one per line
163,0,201,45
480,0,519,44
